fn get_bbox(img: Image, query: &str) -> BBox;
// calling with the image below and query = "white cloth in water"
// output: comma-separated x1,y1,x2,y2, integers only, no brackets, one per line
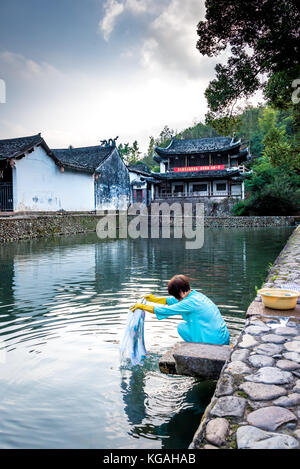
120,299,147,366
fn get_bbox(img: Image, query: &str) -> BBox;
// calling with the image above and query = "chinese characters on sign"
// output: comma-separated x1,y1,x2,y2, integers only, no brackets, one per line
173,165,225,172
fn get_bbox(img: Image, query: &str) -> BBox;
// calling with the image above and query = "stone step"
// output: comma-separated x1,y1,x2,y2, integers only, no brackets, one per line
159,341,232,379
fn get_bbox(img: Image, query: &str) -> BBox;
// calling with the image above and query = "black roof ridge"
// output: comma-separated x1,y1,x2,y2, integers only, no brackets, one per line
0,133,53,161
154,136,242,156
53,144,114,152
0,132,42,142
52,144,117,174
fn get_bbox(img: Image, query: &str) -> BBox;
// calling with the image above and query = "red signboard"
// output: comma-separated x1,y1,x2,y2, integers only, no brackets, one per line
174,165,225,172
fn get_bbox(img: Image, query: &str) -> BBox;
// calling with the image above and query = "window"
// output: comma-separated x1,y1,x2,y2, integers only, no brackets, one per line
136,189,143,202
173,184,184,193
231,184,242,195
193,184,207,192
216,183,226,192
212,154,228,165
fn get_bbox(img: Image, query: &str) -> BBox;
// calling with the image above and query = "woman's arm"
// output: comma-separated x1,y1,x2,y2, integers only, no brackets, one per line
154,298,190,320
144,294,179,306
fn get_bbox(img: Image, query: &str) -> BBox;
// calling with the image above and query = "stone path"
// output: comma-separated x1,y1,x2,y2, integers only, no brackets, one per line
190,226,300,450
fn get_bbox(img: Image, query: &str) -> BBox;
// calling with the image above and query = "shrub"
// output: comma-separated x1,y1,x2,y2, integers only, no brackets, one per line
232,158,300,216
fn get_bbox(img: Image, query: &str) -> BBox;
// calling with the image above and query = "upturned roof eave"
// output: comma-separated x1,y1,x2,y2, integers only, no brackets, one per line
154,141,241,157
0,133,44,160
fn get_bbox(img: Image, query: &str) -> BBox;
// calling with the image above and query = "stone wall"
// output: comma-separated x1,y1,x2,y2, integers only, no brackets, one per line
190,226,300,450
204,216,297,228
0,213,297,243
94,148,131,211
0,214,102,243
154,196,238,216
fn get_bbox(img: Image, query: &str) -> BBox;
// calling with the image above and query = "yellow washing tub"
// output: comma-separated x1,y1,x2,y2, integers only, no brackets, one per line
258,288,299,310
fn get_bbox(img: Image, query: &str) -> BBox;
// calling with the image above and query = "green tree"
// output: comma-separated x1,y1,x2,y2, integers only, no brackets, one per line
130,140,141,163
118,141,142,165
177,121,219,140
196,0,300,117
156,125,175,148
205,112,240,137
235,105,265,156
147,136,155,158
118,143,131,162
232,157,300,216
263,128,300,172
138,136,158,171
258,107,300,172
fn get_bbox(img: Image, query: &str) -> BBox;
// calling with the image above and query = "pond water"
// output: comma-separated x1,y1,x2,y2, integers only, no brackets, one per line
0,226,293,449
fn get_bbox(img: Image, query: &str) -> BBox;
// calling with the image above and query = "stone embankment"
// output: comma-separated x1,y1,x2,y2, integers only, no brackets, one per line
0,212,298,243
190,226,300,449
204,216,297,228
0,213,101,243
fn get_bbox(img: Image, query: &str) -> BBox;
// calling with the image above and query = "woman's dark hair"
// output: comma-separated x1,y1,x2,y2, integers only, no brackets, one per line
168,275,190,300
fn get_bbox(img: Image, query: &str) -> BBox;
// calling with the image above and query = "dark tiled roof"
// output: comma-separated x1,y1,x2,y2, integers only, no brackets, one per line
0,134,44,160
155,137,241,157
145,176,160,184
0,134,119,174
127,164,151,176
154,169,241,180
53,145,115,173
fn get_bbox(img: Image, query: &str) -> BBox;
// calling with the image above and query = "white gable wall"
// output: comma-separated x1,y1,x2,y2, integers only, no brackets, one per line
12,146,94,212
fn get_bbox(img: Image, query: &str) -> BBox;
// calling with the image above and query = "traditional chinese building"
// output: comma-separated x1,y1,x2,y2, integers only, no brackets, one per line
152,136,250,199
0,134,130,212
127,163,157,205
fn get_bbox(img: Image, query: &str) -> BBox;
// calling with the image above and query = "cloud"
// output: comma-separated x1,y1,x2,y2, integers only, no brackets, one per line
125,0,148,14
99,0,125,41
99,0,212,78
0,51,63,81
99,0,164,41
0,48,209,153
0,1,216,153
140,0,211,79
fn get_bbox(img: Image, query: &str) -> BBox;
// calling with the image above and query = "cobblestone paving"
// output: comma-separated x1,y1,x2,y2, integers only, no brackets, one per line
190,226,300,449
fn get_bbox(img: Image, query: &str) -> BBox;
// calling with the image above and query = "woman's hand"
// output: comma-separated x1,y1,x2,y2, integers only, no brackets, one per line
143,294,167,305
130,303,155,314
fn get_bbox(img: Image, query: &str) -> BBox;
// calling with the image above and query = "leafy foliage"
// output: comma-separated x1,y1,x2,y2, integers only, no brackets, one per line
197,0,300,117
118,140,141,166
232,157,300,216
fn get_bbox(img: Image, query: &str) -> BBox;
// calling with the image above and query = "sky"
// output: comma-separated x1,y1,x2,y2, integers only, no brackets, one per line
0,0,250,153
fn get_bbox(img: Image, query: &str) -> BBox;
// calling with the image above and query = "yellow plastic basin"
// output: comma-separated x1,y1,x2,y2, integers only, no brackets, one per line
258,288,299,310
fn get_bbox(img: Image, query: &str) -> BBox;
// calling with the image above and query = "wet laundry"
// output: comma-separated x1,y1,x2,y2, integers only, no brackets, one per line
120,300,147,366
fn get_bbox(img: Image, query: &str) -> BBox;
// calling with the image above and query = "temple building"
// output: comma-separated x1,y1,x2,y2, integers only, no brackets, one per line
152,136,251,199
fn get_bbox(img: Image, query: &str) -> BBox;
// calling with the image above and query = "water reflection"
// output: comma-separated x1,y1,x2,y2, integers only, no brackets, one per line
0,227,293,448
120,356,216,449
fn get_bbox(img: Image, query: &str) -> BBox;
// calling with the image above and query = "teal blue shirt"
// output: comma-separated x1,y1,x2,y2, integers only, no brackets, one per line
154,290,230,345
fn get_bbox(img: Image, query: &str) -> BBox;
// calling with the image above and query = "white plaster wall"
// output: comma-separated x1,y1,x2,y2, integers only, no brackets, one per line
160,162,166,173
13,146,94,212
128,170,147,205
128,170,146,186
